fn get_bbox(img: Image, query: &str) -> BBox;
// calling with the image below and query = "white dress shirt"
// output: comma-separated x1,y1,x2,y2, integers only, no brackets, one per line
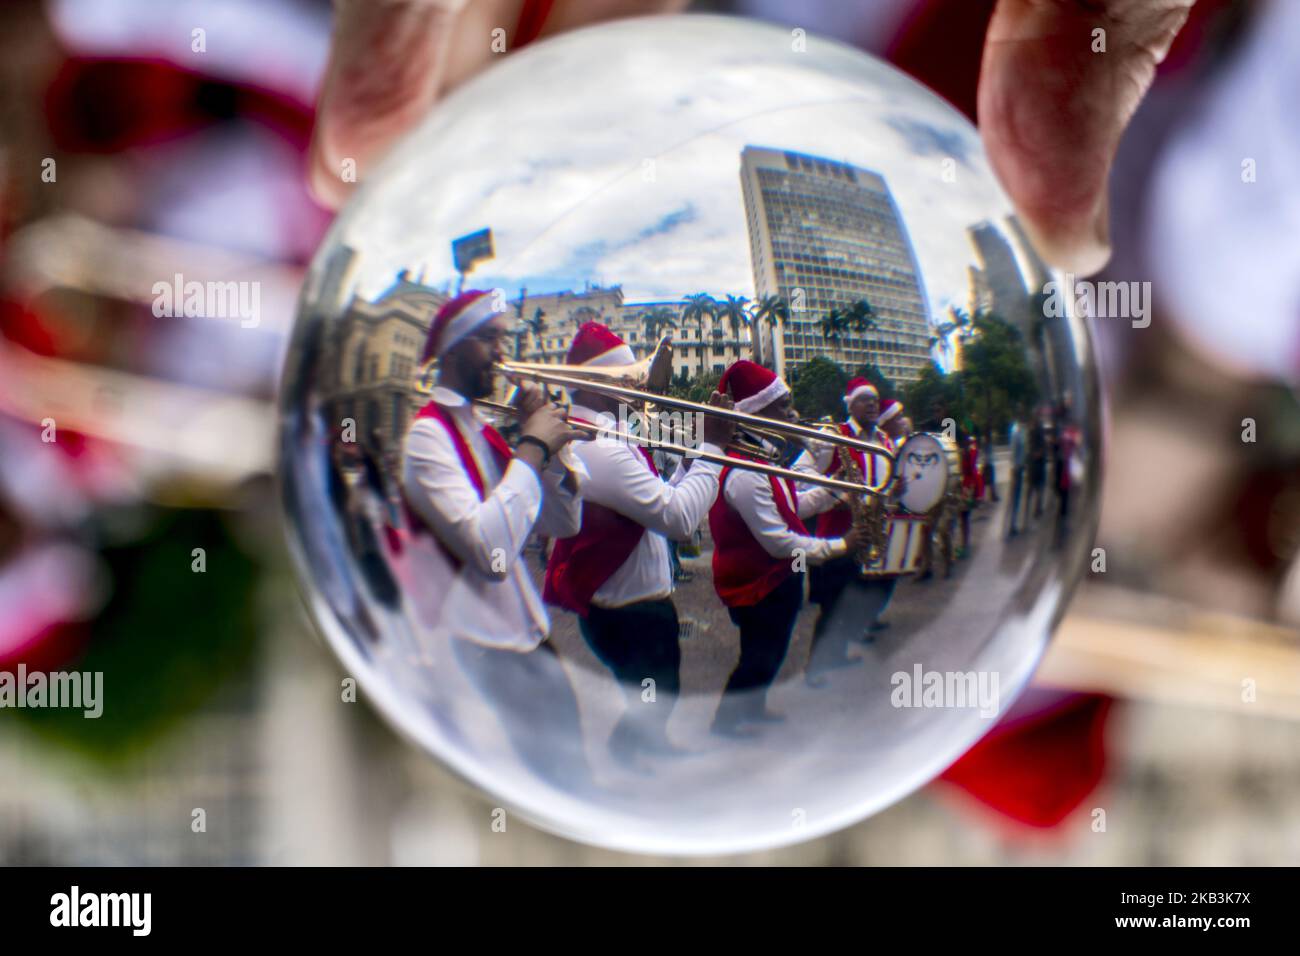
569,404,723,609
402,387,584,650
722,463,846,566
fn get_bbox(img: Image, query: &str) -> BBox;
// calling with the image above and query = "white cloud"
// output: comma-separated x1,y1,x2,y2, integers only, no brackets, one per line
335,15,1017,326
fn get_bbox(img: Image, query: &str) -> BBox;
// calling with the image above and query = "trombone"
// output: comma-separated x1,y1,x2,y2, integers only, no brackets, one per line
473,397,873,496
416,336,895,496
489,337,896,497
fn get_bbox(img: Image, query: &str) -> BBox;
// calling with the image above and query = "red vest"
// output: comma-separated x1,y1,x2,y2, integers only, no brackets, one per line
402,401,513,568
544,420,656,617
817,422,891,538
709,453,808,608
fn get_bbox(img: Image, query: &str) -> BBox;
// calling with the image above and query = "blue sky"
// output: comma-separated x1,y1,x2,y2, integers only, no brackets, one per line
326,16,1026,326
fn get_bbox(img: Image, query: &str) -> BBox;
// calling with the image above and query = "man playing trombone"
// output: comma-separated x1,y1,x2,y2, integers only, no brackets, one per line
708,360,868,737
543,323,735,765
402,289,590,786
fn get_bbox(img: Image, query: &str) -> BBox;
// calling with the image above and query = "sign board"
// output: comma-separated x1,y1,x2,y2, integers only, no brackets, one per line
452,228,494,274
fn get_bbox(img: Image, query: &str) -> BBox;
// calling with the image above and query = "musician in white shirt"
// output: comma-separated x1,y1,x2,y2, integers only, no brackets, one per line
402,289,590,787
707,361,866,737
544,323,734,763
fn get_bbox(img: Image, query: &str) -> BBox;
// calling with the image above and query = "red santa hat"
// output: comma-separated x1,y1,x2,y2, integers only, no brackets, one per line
843,377,879,407
878,397,904,425
419,289,504,365
566,322,635,367
719,360,789,414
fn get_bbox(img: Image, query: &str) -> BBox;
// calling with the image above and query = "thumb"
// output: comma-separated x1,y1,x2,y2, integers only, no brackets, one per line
978,0,1194,274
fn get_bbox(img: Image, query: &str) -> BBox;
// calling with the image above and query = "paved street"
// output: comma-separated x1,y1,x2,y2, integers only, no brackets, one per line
532,450,1073,794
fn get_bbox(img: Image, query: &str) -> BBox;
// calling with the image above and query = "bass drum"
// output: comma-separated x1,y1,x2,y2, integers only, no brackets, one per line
896,432,960,515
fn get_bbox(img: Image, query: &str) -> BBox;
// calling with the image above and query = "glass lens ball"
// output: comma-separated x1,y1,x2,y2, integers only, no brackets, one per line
279,14,1100,854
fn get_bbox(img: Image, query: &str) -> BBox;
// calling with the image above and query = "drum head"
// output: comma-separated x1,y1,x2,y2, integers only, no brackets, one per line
897,433,951,513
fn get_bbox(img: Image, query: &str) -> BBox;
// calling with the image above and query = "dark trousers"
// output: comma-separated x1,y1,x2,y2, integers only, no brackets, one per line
452,638,590,791
808,560,896,677
579,599,681,755
714,573,803,727
1008,466,1025,533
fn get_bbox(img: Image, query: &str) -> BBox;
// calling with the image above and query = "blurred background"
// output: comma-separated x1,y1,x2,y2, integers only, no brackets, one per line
0,0,1296,865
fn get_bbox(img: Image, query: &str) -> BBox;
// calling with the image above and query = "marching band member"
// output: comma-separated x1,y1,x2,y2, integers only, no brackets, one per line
794,378,896,685
544,323,734,764
708,361,866,737
402,290,590,785
877,396,910,445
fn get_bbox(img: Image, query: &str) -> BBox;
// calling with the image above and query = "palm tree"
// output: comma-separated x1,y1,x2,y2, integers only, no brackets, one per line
751,294,790,367
930,306,972,366
714,294,751,347
679,293,717,333
845,298,878,334
639,306,677,345
819,306,849,365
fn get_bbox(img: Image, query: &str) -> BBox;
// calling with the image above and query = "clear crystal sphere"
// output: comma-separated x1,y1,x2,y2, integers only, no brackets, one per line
279,15,1100,854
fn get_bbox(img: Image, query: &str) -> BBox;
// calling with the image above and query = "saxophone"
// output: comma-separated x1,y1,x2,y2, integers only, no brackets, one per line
834,443,888,576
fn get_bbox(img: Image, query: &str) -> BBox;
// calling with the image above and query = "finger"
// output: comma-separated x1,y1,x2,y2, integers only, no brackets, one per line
539,0,690,36
309,0,474,209
978,0,1194,274
308,0,688,209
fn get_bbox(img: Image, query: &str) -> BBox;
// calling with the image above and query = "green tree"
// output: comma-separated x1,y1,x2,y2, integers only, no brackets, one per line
751,294,790,366
960,311,1038,439
639,306,677,344
818,307,848,365
714,294,750,342
680,293,718,333
903,361,967,431
789,356,848,423
849,362,895,400
667,368,723,405
845,298,878,335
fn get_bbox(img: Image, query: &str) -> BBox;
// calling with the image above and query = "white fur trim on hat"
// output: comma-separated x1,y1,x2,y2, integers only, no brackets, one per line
843,382,879,406
735,376,790,414
582,344,637,367
438,294,504,357
877,401,902,425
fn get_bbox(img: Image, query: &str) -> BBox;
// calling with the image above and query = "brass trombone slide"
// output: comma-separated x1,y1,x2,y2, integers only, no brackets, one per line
473,398,876,497
494,361,896,494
